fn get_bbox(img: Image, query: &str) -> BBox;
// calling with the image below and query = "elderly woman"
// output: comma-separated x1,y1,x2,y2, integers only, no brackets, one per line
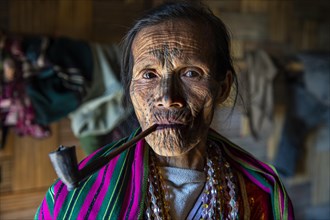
36,2,294,219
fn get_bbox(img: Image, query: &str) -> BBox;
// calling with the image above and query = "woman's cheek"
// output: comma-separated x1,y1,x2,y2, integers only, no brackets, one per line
130,83,155,128
185,86,212,113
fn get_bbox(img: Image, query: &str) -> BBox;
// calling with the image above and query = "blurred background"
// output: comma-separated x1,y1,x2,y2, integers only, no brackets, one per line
0,0,329,219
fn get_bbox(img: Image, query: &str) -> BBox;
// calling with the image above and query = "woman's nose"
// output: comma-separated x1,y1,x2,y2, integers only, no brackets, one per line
156,76,184,108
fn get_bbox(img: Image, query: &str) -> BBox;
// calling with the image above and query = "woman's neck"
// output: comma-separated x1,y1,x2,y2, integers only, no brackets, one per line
153,140,207,171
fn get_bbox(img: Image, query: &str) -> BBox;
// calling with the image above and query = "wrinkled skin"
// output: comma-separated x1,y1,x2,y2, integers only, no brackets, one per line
130,19,232,168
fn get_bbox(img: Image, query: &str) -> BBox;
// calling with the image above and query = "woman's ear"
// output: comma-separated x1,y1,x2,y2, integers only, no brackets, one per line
216,71,233,104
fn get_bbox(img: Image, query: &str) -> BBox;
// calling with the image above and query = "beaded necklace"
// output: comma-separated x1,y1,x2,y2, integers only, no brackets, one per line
145,141,239,219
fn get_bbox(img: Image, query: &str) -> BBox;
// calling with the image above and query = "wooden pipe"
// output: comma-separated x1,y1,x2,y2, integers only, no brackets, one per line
49,124,158,191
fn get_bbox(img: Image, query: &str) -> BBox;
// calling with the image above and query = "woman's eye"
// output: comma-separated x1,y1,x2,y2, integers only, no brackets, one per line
184,70,200,78
142,71,157,79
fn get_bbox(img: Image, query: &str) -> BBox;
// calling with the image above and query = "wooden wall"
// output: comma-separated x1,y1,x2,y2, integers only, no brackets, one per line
3,0,329,48
5,0,150,42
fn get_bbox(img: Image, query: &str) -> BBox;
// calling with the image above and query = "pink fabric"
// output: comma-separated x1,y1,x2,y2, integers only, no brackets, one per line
83,156,120,219
239,166,271,194
0,81,50,138
54,181,68,219
40,200,52,219
122,139,146,219
51,145,106,218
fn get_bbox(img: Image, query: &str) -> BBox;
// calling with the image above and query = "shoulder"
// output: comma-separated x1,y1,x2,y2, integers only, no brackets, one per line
52,127,142,195
208,128,281,185
46,128,143,218
208,129,294,219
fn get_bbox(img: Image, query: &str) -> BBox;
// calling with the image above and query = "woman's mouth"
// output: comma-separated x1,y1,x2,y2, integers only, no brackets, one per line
156,123,186,130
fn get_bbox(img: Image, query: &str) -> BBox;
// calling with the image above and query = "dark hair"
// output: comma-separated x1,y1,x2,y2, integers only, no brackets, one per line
120,1,238,106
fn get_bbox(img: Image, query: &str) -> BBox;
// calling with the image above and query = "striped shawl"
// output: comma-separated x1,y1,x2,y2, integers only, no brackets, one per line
35,128,294,219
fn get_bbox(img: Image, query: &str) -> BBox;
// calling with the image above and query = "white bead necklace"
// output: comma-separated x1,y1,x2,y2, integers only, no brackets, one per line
145,141,239,219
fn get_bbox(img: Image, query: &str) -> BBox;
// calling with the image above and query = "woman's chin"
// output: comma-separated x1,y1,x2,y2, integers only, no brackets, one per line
151,146,187,157
146,136,196,157
144,124,203,155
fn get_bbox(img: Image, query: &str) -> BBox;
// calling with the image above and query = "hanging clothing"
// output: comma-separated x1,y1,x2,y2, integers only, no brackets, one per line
78,111,139,155
245,50,277,140
35,128,294,219
25,36,92,125
1,35,92,126
0,36,51,139
274,52,330,177
69,43,131,139
0,79,50,138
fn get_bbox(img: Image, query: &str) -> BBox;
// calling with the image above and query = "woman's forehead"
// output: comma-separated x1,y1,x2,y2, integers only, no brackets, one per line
132,19,215,67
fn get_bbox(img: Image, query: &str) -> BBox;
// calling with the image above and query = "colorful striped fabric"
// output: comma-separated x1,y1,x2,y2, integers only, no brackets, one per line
208,129,294,220
35,128,294,219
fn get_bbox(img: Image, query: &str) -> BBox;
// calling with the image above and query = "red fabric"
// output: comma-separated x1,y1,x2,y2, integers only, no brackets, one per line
239,174,273,219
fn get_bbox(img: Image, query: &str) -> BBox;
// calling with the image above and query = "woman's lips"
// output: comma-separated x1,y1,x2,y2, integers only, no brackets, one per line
156,123,186,130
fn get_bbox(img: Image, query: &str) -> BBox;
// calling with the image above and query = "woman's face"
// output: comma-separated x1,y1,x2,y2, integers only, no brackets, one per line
130,19,226,157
